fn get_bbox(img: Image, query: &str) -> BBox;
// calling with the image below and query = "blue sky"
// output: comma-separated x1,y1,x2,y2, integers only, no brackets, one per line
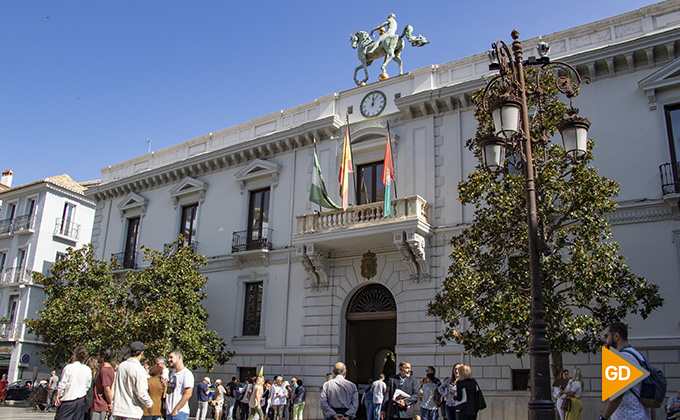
0,0,658,187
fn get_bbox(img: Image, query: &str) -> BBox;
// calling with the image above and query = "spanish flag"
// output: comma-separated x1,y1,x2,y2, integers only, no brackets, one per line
339,123,353,210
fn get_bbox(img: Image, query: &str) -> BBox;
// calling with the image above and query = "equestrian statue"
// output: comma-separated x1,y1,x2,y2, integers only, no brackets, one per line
350,13,430,86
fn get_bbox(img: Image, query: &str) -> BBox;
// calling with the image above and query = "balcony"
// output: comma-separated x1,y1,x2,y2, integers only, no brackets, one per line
294,195,432,247
232,228,273,253
164,241,199,255
54,218,80,241
0,322,22,340
0,218,12,236
12,214,35,234
0,266,31,285
111,251,138,270
660,162,680,195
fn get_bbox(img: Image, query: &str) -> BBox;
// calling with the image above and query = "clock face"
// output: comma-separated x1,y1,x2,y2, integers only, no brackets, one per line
360,90,387,118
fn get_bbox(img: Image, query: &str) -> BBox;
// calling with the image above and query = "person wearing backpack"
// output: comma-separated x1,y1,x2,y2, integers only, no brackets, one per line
599,322,651,420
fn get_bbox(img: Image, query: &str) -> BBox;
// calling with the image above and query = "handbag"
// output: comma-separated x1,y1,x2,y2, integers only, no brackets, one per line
474,382,486,411
561,397,572,412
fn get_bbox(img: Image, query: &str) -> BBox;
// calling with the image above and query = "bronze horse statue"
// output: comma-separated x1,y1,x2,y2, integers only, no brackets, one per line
350,25,429,86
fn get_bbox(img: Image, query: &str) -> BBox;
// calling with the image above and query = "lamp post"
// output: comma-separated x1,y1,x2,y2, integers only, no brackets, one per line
479,30,590,420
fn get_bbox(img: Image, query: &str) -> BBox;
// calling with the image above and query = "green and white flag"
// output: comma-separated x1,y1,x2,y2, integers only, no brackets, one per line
310,143,341,210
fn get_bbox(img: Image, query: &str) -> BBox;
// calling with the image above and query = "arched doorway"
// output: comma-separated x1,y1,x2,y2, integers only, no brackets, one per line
345,283,397,384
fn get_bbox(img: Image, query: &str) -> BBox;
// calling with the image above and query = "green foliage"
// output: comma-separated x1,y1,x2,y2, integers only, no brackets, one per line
427,67,663,367
26,241,232,370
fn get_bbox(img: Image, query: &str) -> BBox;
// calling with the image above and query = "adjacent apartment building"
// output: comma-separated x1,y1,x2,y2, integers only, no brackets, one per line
0,172,96,381
86,1,680,418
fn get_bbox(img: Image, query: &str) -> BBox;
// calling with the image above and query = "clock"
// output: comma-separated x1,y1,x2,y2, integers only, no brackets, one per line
360,90,387,118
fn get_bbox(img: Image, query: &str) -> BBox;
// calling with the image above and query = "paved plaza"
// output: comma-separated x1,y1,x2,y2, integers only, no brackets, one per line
0,403,54,419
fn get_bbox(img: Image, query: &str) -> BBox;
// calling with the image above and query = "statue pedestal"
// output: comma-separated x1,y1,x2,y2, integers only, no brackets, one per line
379,72,390,81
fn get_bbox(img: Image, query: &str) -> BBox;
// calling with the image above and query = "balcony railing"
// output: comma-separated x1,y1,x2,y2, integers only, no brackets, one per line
54,218,80,240
111,251,138,270
232,228,273,253
13,214,35,232
296,195,431,235
0,218,12,235
0,266,30,284
0,322,22,340
164,241,199,254
660,162,680,195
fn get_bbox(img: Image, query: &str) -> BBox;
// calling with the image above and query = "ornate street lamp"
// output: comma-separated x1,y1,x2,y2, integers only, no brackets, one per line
477,30,591,420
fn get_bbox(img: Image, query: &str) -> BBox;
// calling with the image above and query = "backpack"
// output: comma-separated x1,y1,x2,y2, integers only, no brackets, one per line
433,387,442,406
620,347,667,408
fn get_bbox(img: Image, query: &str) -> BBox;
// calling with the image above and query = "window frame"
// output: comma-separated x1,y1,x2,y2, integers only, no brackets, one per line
242,281,264,336
355,161,385,205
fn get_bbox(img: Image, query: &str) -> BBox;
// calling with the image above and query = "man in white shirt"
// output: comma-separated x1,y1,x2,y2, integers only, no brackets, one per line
270,376,289,420
54,346,92,420
112,341,154,420
166,349,195,420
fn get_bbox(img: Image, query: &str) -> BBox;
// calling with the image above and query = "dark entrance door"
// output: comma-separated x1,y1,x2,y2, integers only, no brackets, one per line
345,284,397,385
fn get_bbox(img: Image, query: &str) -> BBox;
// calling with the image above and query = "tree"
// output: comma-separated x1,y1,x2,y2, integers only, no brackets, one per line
427,68,663,375
27,240,232,370
25,245,127,368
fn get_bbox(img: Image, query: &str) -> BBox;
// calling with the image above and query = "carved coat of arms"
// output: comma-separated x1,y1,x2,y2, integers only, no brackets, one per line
361,250,378,280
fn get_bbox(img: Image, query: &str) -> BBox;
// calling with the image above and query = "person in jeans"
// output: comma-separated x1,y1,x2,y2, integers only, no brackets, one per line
91,348,114,420
195,377,212,420
420,374,439,420
291,379,306,420
165,349,194,420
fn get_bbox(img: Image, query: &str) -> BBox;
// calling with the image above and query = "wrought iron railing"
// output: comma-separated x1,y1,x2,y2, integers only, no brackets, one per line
164,241,199,254
111,251,138,270
0,218,12,235
232,228,273,253
54,218,81,240
660,162,680,195
13,214,35,232
0,266,30,284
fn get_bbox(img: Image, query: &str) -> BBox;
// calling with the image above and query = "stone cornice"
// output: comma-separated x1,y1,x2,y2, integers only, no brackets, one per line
87,116,341,202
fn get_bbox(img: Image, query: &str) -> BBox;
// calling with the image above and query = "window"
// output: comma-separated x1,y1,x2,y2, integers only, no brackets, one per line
26,199,36,218
8,296,19,324
239,367,256,384
664,104,680,194
0,252,6,270
55,252,67,262
58,203,76,236
123,217,140,269
247,188,270,249
512,369,531,391
356,162,385,205
6,203,16,221
179,204,198,245
16,249,26,269
0,203,15,234
242,282,263,336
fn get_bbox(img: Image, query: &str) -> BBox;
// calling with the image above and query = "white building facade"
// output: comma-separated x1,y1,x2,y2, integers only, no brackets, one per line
88,2,680,418
0,174,96,381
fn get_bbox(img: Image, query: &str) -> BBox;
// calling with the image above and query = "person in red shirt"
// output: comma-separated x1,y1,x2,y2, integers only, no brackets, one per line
91,348,114,420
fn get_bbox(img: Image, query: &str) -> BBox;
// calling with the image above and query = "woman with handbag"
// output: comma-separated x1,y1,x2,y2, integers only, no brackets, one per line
553,369,569,420
453,364,481,420
564,368,583,420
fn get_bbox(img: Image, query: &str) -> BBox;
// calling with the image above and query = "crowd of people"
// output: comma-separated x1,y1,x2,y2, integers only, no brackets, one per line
1,321,674,420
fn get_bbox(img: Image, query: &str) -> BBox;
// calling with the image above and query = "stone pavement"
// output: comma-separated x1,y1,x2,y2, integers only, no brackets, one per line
0,402,54,419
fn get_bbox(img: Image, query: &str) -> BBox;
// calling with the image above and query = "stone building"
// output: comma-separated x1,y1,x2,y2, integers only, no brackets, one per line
87,1,680,418
0,172,96,381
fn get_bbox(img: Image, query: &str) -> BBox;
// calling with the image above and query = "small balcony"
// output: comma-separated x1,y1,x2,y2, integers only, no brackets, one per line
0,218,12,236
232,228,273,253
111,251,138,270
12,214,35,234
660,162,680,195
54,218,80,240
164,241,199,254
0,266,31,285
0,322,22,340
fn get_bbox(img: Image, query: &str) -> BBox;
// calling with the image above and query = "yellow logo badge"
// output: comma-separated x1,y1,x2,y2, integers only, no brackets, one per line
601,346,649,401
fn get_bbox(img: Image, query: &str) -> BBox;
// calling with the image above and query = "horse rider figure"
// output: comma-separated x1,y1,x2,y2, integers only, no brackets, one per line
367,13,397,54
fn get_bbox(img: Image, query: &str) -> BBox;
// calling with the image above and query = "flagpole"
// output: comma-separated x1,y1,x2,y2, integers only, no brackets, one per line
386,121,398,199
346,112,356,207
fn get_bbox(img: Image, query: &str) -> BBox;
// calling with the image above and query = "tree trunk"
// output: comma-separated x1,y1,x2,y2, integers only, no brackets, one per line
550,350,563,379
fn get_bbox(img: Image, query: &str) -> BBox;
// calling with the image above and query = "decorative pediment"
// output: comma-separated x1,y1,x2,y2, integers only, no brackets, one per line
234,159,281,194
639,58,680,110
169,177,208,208
349,126,400,165
117,193,148,219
